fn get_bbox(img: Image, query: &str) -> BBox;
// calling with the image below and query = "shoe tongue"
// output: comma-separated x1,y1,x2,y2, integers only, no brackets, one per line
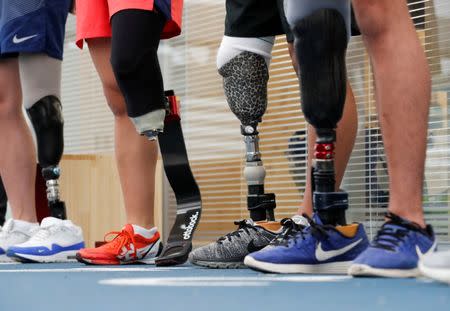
122,224,135,235
291,215,309,227
40,217,63,228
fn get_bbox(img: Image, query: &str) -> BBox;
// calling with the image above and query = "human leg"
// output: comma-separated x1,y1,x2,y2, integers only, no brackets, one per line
87,38,158,229
349,0,435,278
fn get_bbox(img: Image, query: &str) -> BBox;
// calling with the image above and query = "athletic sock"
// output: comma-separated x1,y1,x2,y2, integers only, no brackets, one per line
131,224,158,239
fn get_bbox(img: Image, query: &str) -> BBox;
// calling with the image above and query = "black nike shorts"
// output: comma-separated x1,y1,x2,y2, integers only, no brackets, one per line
224,0,361,43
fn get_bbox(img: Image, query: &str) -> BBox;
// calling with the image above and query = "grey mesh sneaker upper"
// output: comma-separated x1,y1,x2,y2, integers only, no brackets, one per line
190,219,277,264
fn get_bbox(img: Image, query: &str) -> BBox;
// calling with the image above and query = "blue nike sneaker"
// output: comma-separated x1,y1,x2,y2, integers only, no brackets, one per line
244,214,369,274
348,212,436,278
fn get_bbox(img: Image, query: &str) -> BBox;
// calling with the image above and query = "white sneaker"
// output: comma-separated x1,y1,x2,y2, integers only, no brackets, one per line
8,217,85,263
0,219,39,262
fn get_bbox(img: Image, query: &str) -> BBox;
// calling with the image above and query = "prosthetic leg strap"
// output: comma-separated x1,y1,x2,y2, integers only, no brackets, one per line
155,91,202,266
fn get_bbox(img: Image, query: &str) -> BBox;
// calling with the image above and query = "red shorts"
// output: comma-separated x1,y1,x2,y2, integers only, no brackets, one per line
76,0,183,48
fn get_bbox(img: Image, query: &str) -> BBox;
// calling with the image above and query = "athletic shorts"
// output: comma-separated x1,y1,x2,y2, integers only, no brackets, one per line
225,0,361,42
76,0,183,49
0,0,72,60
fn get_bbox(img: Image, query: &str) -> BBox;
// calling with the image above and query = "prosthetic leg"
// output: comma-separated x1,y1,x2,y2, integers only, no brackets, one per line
126,90,202,267
291,7,350,225
154,91,202,266
219,51,276,221
27,96,66,220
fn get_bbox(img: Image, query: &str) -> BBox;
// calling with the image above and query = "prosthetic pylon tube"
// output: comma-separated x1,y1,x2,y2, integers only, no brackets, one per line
219,51,276,222
242,125,276,221
27,95,66,220
292,9,350,225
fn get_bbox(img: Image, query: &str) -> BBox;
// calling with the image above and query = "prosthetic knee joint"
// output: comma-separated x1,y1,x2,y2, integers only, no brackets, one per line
27,95,66,219
293,9,349,225
219,52,276,221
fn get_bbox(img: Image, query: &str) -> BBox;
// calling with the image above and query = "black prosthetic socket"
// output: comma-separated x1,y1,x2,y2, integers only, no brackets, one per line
27,96,64,168
292,9,349,226
27,96,66,219
0,177,6,226
293,9,348,129
111,9,166,118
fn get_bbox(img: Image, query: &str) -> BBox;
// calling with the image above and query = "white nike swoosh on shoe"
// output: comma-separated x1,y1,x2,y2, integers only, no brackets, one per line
315,239,362,262
416,241,437,259
13,34,38,44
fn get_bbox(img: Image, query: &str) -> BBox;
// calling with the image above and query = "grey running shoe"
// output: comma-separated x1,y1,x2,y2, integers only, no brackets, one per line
189,215,308,269
419,250,450,284
189,219,278,269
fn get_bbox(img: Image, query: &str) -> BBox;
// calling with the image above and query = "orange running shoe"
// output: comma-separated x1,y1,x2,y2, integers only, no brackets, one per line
76,224,162,265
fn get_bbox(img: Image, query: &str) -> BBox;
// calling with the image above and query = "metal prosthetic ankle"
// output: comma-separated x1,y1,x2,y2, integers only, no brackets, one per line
27,95,66,220
219,52,276,222
292,9,349,226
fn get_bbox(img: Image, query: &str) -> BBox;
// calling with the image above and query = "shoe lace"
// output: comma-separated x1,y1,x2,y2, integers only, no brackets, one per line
30,226,57,242
217,220,258,244
372,213,419,251
270,218,305,246
103,229,137,257
293,214,334,242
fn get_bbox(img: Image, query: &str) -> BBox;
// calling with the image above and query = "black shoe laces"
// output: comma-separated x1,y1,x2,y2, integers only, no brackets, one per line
276,214,336,246
217,220,257,244
372,212,425,251
270,218,305,246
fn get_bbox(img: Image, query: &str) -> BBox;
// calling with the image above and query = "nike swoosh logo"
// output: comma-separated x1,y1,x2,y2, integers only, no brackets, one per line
13,34,38,44
315,238,363,262
247,240,267,253
416,241,437,259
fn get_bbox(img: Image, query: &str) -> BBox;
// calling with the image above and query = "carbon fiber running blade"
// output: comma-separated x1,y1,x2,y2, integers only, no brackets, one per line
156,95,202,266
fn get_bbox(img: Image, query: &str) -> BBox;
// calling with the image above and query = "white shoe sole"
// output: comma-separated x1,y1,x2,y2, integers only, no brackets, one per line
419,262,450,284
348,263,420,278
12,250,79,263
244,256,351,274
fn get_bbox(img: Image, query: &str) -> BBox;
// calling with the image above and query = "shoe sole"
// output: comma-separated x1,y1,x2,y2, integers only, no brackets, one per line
244,256,351,274
348,263,420,278
190,259,246,269
11,250,80,263
0,254,19,263
76,253,158,266
418,262,450,284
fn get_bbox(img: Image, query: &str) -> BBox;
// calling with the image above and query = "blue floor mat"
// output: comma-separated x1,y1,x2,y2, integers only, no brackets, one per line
0,263,448,311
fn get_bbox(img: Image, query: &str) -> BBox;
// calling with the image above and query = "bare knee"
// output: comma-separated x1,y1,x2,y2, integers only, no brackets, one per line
0,92,21,119
352,0,393,37
101,78,127,117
